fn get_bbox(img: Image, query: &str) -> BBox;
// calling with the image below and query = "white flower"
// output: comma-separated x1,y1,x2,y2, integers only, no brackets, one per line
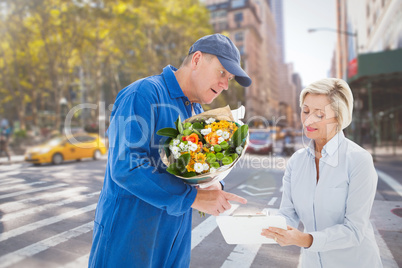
205,118,216,124
202,163,209,171
201,128,212,135
173,153,181,159
171,146,180,154
187,141,193,146
216,129,223,136
173,139,180,146
209,167,217,173
222,131,230,139
194,163,203,173
236,146,243,155
179,143,186,150
210,146,214,152
218,137,225,144
189,143,198,151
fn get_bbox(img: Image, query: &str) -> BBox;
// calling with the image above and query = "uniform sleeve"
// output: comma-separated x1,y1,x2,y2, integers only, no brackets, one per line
306,151,378,252
107,90,197,217
278,156,300,228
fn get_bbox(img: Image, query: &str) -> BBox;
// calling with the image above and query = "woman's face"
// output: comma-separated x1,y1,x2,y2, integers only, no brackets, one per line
301,94,338,142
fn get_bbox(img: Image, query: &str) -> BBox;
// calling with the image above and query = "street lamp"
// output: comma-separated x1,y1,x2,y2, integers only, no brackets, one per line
307,28,357,37
59,97,68,134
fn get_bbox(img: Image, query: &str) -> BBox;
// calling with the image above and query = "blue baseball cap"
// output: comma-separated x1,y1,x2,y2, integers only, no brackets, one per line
188,34,252,87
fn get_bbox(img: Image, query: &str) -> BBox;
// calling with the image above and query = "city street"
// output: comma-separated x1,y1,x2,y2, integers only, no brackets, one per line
0,145,401,268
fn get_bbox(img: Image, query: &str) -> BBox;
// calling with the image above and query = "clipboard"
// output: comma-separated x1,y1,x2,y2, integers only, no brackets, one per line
216,214,287,244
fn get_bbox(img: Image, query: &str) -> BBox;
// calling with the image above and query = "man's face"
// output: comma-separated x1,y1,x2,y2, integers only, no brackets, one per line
191,54,234,104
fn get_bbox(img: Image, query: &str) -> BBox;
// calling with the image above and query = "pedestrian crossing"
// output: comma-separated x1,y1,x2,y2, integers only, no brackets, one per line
0,165,400,268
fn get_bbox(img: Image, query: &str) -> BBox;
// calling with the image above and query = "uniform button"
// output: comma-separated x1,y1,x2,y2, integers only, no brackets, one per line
185,101,190,106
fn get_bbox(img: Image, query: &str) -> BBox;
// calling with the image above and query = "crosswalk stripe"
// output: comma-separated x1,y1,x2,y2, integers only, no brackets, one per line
0,178,25,186
0,181,47,192
0,203,97,242
191,216,217,250
0,222,93,268
191,204,239,250
220,244,261,268
62,253,90,268
0,183,68,200
376,169,402,197
1,191,100,222
0,171,21,179
0,186,88,213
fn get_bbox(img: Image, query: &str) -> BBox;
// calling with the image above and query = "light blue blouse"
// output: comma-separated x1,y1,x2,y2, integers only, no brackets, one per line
278,131,383,268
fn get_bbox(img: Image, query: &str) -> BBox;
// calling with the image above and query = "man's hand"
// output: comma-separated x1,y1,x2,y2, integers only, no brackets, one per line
199,181,222,191
191,189,247,216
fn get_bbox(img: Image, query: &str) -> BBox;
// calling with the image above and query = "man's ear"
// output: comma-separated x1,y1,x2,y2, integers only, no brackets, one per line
191,51,202,69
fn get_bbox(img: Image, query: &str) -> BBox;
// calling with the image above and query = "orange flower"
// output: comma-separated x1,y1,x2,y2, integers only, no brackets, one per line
185,133,199,144
205,132,219,145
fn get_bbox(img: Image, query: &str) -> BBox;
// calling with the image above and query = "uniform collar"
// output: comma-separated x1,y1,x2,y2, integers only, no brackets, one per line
162,65,203,114
163,65,186,99
306,131,345,158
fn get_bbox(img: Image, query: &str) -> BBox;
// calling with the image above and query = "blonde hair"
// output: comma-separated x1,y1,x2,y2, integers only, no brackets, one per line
300,78,354,130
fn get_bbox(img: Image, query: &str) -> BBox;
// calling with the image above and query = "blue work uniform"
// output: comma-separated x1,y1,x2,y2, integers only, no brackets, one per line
88,65,204,267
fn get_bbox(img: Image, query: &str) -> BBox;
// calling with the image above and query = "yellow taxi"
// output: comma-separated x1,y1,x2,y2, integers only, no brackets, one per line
24,133,107,165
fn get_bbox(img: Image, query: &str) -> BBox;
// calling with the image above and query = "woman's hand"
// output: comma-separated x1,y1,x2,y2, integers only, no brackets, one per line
261,225,313,248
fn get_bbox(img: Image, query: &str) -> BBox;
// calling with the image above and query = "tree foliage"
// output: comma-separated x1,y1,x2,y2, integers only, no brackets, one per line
0,0,212,131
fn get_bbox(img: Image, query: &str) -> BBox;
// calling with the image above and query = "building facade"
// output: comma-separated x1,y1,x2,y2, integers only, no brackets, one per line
204,0,279,124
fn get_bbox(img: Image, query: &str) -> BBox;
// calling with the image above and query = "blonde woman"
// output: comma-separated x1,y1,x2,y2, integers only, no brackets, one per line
261,78,382,267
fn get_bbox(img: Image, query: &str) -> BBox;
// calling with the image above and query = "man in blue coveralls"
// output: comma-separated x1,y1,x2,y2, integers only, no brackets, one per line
89,34,252,267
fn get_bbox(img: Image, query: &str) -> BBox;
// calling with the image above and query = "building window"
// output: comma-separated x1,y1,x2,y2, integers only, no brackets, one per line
238,45,244,55
234,12,243,23
232,0,246,9
235,32,244,42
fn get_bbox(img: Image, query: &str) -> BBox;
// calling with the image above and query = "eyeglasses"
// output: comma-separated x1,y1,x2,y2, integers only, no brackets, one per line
219,70,234,82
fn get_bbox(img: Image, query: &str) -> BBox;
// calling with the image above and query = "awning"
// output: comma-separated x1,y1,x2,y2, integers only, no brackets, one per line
348,48,402,85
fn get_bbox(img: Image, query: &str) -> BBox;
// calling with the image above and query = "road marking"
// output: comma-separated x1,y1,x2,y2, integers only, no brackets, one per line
0,178,25,186
237,185,275,191
62,253,90,268
0,181,47,192
1,191,100,222
0,222,93,268
0,203,97,242
239,190,273,196
0,186,88,213
376,169,402,197
220,244,261,268
191,204,239,250
0,183,68,200
267,197,278,206
0,171,21,179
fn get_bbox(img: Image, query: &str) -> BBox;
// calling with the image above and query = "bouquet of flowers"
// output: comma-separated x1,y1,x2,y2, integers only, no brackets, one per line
157,106,248,187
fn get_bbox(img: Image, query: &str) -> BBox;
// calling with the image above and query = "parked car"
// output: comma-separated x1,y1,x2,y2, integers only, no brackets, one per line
25,133,107,165
246,129,273,155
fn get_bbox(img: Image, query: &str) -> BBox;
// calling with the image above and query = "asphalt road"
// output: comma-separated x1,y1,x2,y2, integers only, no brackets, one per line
0,150,401,268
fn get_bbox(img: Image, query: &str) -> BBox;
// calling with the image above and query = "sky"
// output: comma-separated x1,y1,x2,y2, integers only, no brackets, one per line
283,0,337,87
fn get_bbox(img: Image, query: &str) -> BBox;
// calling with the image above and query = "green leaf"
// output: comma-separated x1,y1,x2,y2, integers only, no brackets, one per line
232,125,249,147
177,153,191,171
163,137,172,158
177,115,184,134
181,171,197,178
157,128,179,138
166,164,180,175
192,122,203,130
